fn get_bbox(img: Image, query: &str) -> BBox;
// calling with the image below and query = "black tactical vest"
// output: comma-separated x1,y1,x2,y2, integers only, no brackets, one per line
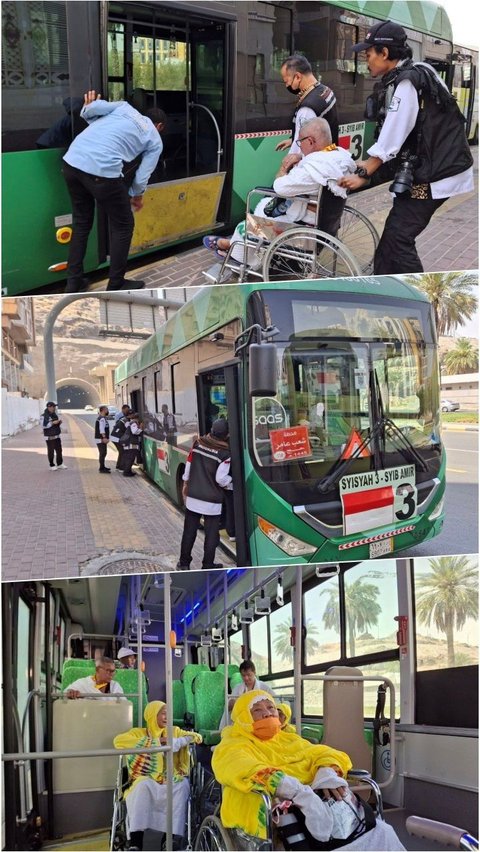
293,83,339,143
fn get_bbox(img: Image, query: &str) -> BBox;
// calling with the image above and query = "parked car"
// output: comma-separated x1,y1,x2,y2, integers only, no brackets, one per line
441,399,460,412
107,405,119,419
84,404,95,411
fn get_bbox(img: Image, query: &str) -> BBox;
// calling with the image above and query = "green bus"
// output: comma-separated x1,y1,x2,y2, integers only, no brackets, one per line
2,1,458,295
115,278,446,566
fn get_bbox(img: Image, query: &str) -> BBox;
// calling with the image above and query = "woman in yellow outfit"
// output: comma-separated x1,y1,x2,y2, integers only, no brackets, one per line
113,700,202,851
211,690,405,850
277,701,296,733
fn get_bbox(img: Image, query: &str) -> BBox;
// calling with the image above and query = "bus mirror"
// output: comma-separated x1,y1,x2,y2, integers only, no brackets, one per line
249,343,277,397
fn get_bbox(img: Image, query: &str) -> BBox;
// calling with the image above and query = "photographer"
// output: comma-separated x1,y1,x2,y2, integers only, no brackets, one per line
339,21,473,274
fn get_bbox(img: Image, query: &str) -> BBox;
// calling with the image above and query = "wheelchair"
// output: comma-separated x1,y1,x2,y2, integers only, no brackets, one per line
194,770,384,851
110,745,204,851
203,185,379,285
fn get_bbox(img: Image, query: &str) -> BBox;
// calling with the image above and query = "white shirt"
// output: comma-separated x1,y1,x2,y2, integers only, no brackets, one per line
64,674,125,700
290,105,317,155
219,678,276,729
368,77,474,199
274,146,357,220
95,416,108,444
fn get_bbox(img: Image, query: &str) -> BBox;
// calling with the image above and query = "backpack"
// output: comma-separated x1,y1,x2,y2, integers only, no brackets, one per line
111,418,127,440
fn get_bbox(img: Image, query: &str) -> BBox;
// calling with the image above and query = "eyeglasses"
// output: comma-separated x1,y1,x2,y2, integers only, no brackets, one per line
99,667,116,674
298,135,313,145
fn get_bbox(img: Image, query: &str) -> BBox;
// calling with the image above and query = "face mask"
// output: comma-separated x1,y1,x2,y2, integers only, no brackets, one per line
286,82,299,94
252,716,281,740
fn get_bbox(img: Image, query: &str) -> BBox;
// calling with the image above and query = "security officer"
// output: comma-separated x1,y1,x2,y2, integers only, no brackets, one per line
110,406,131,470
177,419,232,570
121,414,144,477
42,401,67,470
95,405,111,473
339,21,474,274
276,55,343,237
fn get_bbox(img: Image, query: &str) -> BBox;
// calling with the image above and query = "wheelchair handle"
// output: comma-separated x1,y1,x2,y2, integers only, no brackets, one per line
406,816,478,850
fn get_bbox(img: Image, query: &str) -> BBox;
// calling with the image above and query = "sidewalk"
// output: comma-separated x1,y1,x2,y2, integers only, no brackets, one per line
88,148,478,290
1,414,235,580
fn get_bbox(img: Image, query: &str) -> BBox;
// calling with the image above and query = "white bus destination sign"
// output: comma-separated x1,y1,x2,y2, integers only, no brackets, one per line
340,464,417,538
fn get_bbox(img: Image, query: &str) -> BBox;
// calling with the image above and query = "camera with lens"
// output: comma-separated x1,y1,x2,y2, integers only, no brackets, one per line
389,151,418,195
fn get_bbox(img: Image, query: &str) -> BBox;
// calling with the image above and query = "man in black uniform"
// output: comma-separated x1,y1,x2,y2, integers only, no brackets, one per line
95,405,111,473
177,419,232,571
339,21,474,273
42,401,67,470
276,55,343,236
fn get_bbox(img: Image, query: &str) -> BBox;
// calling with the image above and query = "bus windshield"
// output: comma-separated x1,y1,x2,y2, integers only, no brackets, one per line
249,291,441,485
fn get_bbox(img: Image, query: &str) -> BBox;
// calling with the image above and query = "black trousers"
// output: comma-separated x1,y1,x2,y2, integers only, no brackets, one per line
97,441,108,470
113,442,124,470
374,193,447,274
122,448,137,476
62,161,134,287
221,490,235,538
179,509,221,568
46,438,63,467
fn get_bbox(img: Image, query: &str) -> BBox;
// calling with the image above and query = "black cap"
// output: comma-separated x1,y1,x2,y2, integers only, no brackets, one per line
211,418,229,439
46,401,57,406
352,20,408,53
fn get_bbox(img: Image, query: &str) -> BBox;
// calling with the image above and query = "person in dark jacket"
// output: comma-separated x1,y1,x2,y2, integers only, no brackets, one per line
42,401,67,470
339,21,474,273
110,406,131,470
36,97,87,149
121,415,144,477
95,405,111,473
177,419,232,571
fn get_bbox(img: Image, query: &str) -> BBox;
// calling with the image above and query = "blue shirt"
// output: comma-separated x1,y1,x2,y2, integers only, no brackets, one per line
63,100,162,196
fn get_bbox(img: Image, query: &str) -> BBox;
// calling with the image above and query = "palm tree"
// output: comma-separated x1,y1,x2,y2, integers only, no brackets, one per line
321,578,381,657
405,272,478,336
415,556,478,667
443,338,479,375
273,617,320,663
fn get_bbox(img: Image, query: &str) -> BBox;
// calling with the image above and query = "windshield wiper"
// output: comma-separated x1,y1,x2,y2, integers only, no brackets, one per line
372,368,428,473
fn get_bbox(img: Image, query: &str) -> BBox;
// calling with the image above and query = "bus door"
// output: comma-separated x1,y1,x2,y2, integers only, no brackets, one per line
104,3,236,258
196,364,250,567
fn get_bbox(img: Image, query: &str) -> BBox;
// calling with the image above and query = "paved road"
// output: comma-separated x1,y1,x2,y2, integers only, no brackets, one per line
405,429,478,558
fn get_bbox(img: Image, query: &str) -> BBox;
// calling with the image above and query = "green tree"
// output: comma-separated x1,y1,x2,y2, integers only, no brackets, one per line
415,556,478,667
406,272,478,336
443,338,479,375
273,617,320,663
321,578,381,657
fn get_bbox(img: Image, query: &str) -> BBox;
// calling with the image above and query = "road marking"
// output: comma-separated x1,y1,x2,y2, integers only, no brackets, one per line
447,447,478,453
446,467,467,473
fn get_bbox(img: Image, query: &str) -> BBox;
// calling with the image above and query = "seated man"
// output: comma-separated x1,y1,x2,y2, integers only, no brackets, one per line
113,700,202,851
64,655,125,699
212,691,405,850
219,659,276,729
203,117,356,265
118,647,137,669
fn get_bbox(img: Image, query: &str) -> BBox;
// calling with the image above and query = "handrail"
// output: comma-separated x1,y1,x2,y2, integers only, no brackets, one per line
301,673,396,790
2,744,171,762
189,102,223,173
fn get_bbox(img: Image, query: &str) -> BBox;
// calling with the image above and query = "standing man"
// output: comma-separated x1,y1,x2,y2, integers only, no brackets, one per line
219,660,276,729
110,405,131,471
276,55,338,154
121,415,144,477
177,419,232,571
42,401,67,471
62,90,166,293
95,405,111,474
161,404,177,445
339,22,474,273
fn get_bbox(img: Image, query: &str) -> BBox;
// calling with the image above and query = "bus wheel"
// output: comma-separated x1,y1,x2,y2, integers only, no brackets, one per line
177,465,186,507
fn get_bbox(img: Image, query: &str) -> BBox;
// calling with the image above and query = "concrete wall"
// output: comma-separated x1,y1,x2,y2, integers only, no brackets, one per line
1,389,42,437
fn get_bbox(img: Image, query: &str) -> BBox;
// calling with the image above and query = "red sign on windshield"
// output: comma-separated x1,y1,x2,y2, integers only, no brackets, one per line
270,425,312,462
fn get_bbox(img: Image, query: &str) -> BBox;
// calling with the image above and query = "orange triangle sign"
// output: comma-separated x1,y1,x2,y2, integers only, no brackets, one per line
341,429,371,459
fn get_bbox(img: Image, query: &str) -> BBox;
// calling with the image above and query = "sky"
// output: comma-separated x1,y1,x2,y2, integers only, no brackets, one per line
439,0,480,48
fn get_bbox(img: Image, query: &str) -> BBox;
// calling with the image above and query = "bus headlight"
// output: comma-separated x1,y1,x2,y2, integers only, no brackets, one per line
258,516,317,557
429,496,444,521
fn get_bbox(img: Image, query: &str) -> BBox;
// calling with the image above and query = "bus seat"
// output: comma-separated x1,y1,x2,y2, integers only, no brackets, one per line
61,664,96,692
229,671,243,689
216,663,240,682
114,669,148,725
192,670,225,746
62,658,95,670
301,723,324,743
53,697,132,793
181,664,210,722
173,679,187,726
321,666,372,773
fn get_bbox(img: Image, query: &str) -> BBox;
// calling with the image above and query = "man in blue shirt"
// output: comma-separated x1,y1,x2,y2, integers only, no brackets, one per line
62,90,165,293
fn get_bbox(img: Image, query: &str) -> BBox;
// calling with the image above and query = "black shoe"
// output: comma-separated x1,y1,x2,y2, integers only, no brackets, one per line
202,562,223,570
99,467,111,473
107,279,145,291
65,279,87,293
123,471,136,476
176,562,190,570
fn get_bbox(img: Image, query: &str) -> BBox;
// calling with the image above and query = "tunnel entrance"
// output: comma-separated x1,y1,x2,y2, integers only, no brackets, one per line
54,380,101,409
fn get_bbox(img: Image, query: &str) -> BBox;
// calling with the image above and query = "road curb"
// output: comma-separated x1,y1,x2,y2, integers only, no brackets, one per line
442,424,478,432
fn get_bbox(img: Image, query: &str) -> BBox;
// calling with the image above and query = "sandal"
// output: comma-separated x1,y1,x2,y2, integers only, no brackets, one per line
202,235,227,260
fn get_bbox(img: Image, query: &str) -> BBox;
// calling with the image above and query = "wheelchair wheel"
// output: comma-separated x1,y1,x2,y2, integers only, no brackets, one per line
195,815,235,851
337,206,379,274
262,227,362,281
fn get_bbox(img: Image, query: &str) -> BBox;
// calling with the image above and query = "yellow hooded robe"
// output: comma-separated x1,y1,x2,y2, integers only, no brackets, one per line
113,700,202,796
212,690,351,839
277,701,296,734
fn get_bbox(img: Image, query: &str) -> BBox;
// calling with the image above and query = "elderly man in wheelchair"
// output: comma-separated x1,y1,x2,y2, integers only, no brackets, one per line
203,117,378,283
203,691,405,851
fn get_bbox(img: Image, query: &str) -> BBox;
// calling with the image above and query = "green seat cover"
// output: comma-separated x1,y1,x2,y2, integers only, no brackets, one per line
193,670,226,745
229,671,243,689
115,669,148,725
173,679,187,726
61,665,95,691
181,664,210,721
